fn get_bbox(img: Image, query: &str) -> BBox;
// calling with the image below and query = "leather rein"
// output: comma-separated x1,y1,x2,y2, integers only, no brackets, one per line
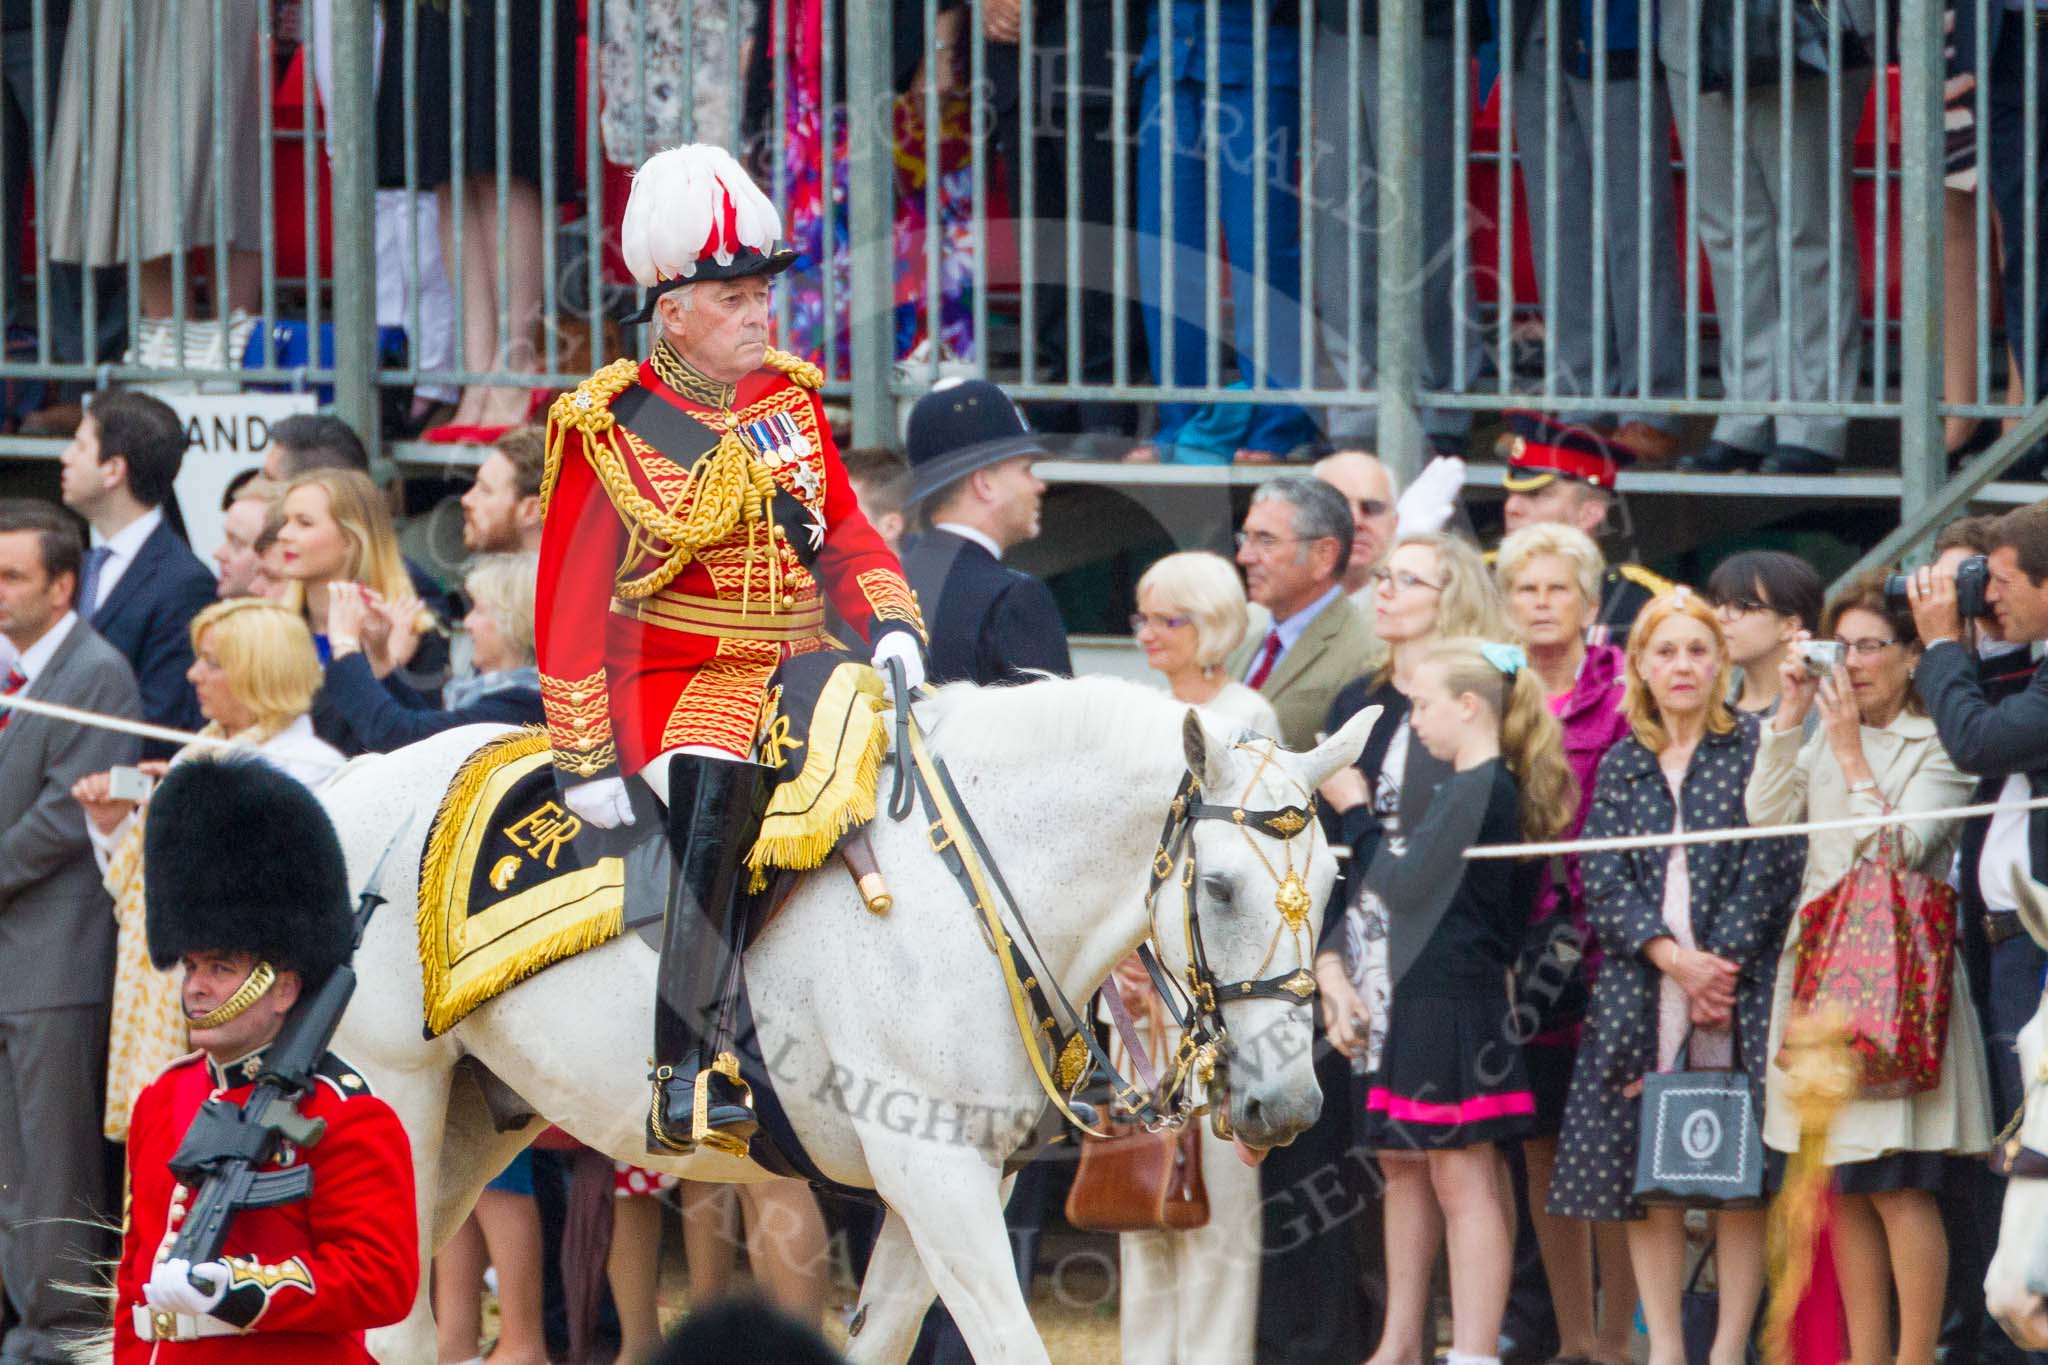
883,666,1321,1140
1990,1048,2048,1181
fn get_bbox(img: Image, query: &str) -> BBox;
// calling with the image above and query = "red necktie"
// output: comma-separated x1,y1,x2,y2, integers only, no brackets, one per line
1245,629,1283,690
0,665,26,734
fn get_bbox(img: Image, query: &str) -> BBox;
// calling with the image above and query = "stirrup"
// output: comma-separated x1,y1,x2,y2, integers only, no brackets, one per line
692,1052,754,1158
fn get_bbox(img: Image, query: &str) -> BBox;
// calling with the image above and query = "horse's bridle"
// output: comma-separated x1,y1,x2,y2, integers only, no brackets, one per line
1137,737,1323,1136
1990,1050,2048,1181
895,696,1326,1140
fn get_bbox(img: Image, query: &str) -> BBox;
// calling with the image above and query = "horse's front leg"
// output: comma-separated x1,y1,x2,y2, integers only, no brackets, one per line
861,1142,1050,1365
840,1205,940,1365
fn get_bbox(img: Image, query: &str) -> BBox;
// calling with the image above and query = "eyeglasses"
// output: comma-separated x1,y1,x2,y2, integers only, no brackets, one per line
1714,596,1772,618
1833,636,1899,658
1353,498,1393,519
1233,530,1309,555
1130,612,1192,632
1369,567,1445,594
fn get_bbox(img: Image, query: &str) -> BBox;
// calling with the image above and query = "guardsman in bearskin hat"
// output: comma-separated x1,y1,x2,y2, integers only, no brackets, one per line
113,759,417,1363
1498,408,1673,645
537,144,928,1155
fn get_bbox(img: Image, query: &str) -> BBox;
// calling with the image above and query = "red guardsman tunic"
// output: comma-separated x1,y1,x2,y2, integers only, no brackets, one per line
113,1050,419,1364
536,344,924,778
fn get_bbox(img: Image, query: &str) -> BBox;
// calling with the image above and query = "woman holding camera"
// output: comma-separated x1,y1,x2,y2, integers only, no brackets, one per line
1745,571,1993,1365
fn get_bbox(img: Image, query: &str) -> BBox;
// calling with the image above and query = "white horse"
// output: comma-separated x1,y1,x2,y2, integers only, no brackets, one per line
1987,885,2048,1349
318,677,1374,1364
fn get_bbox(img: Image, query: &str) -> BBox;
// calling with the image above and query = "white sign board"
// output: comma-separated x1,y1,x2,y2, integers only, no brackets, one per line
154,392,317,571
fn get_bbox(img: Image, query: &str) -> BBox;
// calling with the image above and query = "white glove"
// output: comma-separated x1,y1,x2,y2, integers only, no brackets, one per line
1394,455,1466,539
564,776,635,830
871,631,927,700
145,1258,229,1318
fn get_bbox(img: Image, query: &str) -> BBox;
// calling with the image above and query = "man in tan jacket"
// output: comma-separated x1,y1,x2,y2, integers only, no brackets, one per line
1226,476,1375,751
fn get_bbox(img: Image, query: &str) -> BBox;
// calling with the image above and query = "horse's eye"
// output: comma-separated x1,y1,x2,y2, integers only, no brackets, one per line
1201,874,1233,902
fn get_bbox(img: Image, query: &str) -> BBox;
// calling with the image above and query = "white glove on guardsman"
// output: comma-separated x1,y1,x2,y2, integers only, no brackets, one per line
871,631,927,701
564,776,636,830
1394,455,1467,539
145,1258,230,1319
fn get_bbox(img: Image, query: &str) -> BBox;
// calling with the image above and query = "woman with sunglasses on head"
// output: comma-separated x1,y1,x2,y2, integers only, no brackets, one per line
1745,570,1993,1365
1549,591,1802,1365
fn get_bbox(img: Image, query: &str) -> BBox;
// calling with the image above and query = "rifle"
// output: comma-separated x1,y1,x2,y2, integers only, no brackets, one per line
163,831,401,1285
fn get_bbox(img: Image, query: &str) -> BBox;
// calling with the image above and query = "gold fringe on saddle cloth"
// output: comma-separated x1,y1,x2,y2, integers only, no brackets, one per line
745,660,892,891
417,729,627,1036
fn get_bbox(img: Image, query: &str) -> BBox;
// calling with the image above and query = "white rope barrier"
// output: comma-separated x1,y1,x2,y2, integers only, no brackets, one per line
1465,795,2048,860
0,692,349,768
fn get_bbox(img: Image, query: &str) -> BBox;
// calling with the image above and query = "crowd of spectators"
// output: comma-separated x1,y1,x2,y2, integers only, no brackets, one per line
2,360,2048,1365
6,0,2046,475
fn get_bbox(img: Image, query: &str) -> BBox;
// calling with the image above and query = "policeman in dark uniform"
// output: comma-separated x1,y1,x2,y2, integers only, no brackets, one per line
900,379,1073,686
897,379,1071,1365
114,758,418,1364
1498,408,1673,646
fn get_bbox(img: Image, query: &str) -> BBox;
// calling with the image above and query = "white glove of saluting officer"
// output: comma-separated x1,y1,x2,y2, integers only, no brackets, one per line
1394,455,1467,540
565,776,636,831
872,631,926,701
145,1258,230,1318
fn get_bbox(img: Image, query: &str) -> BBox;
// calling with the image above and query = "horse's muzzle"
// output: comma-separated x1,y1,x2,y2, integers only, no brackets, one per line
1228,1084,1322,1151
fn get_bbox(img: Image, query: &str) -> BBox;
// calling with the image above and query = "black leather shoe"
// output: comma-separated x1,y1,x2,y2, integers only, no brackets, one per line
1676,439,1767,473
651,1049,758,1156
1760,444,1838,475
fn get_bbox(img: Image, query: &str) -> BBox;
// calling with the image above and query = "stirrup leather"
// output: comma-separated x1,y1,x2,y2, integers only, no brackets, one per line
693,1052,753,1157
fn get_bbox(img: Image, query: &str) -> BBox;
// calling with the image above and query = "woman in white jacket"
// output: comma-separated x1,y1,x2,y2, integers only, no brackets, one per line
1744,571,1995,1365
72,598,342,1139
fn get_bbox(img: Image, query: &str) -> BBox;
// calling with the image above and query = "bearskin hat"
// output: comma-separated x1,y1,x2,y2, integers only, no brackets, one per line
144,757,354,986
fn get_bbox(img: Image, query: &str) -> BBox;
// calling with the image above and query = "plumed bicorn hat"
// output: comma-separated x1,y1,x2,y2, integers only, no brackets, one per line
144,757,355,986
619,143,799,324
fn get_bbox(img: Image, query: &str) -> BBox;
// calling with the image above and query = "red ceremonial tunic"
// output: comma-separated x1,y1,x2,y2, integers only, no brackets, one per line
113,1050,419,1365
536,345,923,777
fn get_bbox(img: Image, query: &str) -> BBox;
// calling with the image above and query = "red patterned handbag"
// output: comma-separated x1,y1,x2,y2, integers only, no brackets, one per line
1781,826,1957,1098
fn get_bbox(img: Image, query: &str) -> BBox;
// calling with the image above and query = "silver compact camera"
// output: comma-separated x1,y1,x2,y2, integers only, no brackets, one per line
1796,640,1842,677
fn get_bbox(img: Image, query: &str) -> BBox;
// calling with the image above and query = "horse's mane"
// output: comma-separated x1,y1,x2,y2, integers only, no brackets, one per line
916,675,1191,773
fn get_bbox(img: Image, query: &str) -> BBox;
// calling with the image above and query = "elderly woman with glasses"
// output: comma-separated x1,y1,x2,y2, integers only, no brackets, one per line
1745,569,1993,1365
1105,548,1276,1364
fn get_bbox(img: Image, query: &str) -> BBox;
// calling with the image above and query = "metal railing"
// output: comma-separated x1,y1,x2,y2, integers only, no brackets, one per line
2,0,2042,551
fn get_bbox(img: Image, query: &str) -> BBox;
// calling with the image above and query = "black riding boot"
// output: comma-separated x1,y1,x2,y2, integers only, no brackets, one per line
647,755,764,1156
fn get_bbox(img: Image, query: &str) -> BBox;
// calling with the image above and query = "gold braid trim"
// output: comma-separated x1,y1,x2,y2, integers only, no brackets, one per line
541,668,617,777
856,569,927,644
762,348,823,390
550,371,785,605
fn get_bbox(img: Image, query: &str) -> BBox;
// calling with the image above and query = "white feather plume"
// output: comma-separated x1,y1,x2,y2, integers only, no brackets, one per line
620,144,785,288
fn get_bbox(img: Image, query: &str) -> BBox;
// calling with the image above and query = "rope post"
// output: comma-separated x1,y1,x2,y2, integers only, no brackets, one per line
327,0,382,469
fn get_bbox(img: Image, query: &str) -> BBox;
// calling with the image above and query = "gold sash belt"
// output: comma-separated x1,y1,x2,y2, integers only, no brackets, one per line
610,589,826,642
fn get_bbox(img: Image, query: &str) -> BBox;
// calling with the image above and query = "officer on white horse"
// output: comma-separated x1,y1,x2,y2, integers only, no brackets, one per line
534,144,927,1157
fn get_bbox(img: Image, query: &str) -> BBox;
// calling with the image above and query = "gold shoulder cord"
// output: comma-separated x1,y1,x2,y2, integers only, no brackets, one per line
543,358,787,606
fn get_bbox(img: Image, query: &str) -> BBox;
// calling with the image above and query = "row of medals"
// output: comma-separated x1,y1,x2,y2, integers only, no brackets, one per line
743,410,821,500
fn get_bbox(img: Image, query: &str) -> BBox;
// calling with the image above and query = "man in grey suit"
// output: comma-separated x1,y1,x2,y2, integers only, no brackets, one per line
0,498,141,1365
1228,476,1376,751
1665,0,1874,475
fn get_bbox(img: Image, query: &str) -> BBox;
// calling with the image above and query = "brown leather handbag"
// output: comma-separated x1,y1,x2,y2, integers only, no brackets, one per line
1063,997,1210,1232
